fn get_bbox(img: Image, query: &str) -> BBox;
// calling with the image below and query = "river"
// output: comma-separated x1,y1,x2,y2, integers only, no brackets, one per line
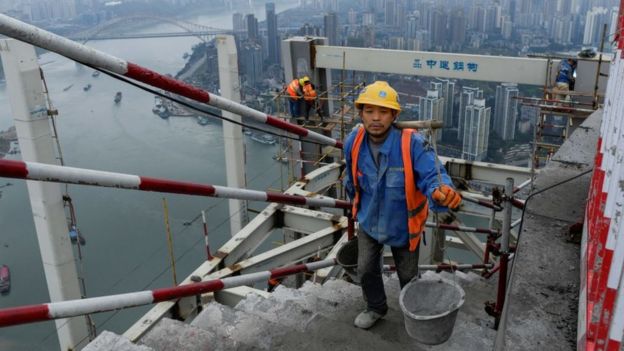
0,2,297,350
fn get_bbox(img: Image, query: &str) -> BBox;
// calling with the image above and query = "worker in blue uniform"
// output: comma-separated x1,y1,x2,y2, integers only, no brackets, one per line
343,81,462,329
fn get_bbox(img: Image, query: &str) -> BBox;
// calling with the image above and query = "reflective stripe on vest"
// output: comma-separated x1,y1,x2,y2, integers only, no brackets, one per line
350,127,428,251
287,80,300,99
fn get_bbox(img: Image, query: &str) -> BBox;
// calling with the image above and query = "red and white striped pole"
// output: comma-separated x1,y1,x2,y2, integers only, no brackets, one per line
201,210,213,261
0,159,351,209
0,259,336,328
0,14,343,149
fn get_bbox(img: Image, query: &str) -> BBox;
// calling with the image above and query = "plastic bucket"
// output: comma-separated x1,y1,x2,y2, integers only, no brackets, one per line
399,277,465,345
336,239,359,284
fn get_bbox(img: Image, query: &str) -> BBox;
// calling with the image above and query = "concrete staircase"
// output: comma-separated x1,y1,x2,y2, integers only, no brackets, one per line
85,271,497,351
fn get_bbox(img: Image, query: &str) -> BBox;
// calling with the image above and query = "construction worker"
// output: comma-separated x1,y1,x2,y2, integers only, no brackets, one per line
343,81,461,330
303,82,323,123
554,58,578,100
286,76,311,119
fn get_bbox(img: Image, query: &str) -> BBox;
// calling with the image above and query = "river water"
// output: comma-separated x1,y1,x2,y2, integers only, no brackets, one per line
0,2,297,350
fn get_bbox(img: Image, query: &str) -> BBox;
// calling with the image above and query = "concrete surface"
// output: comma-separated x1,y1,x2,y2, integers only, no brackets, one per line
495,110,601,350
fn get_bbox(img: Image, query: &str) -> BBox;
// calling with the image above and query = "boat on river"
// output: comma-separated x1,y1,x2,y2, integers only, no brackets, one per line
114,92,122,104
83,84,91,91
92,70,100,77
251,134,277,145
0,264,10,294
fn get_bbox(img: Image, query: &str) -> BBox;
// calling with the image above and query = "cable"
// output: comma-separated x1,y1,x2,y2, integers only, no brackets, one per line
516,167,593,243
85,63,330,147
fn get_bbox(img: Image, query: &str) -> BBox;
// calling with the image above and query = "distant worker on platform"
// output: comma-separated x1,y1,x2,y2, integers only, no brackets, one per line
303,82,324,124
343,81,462,330
286,76,311,119
554,58,578,99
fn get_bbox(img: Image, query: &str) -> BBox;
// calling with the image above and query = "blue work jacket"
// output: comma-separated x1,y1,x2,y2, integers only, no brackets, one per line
556,60,574,84
344,126,453,247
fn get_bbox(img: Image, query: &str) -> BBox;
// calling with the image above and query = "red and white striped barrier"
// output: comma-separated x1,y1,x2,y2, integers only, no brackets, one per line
0,14,342,149
580,14,624,348
0,259,336,327
0,159,350,209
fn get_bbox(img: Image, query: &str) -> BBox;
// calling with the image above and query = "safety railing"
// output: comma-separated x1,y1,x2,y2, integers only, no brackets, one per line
580,31,624,350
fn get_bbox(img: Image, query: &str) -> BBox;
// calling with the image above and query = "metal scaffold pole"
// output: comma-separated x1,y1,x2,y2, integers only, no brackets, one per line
496,178,514,328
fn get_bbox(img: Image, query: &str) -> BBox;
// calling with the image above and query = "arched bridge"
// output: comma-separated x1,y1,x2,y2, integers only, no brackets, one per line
68,15,243,43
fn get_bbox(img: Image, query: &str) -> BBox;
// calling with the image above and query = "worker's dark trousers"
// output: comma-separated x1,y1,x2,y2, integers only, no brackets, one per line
357,230,420,315
288,99,301,118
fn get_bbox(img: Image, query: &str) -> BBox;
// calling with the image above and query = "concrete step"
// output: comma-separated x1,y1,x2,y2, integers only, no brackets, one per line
235,288,411,351
295,272,496,350
191,300,300,350
83,331,154,351
140,317,241,351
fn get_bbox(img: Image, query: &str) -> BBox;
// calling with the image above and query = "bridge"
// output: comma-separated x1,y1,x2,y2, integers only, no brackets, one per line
67,30,236,41
69,15,239,43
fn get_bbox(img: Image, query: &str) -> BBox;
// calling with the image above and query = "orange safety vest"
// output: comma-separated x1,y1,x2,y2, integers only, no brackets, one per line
350,127,429,251
303,84,317,102
287,79,302,100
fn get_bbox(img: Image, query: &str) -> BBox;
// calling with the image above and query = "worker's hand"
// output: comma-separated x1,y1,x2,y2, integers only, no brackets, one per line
432,185,461,209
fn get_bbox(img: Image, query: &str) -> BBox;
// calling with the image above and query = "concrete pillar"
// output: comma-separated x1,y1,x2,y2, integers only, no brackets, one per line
0,39,88,350
281,36,334,177
216,35,248,235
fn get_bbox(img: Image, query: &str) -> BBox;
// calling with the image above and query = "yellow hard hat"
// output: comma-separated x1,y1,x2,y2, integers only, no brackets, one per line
299,76,311,85
354,81,401,112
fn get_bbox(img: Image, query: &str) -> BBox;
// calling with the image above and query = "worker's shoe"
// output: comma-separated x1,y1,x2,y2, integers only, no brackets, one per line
354,309,385,329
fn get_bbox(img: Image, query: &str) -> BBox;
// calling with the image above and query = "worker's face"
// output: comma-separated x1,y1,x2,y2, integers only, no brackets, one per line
360,104,397,142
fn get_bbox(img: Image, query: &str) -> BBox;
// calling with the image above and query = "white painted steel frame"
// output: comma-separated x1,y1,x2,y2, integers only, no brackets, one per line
315,46,549,85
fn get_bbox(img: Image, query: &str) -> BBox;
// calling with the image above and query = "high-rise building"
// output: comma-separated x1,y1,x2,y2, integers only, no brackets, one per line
501,16,513,39
362,12,375,26
494,83,519,141
583,6,609,45
385,0,397,26
324,12,339,45
550,15,574,45
348,8,358,25
233,12,245,35
462,98,491,161
245,14,259,42
419,89,444,141
458,86,483,141
265,3,280,65
429,8,448,48
388,36,404,50
241,41,263,86
433,78,455,130
406,15,418,39
449,10,466,48
299,23,322,36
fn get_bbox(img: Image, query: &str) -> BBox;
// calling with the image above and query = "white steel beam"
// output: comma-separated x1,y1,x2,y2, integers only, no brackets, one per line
0,39,88,350
221,203,279,266
216,35,248,236
302,162,342,194
282,205,342,234
315,46,549,86
440,156,533,186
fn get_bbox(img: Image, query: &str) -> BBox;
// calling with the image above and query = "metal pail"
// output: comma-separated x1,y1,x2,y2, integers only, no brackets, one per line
399,277,465,345
336,239,359,284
